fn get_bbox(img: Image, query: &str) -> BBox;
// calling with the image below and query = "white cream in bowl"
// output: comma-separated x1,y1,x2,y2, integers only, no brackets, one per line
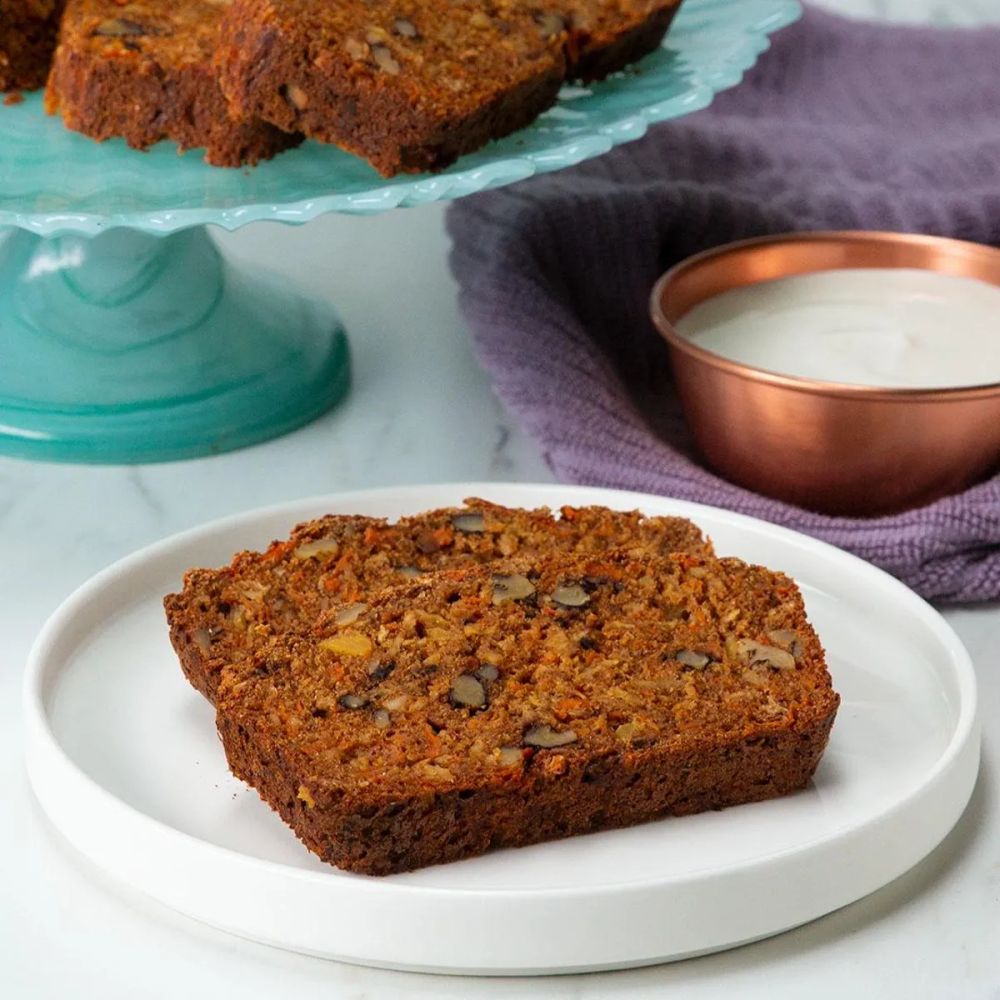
674,268,1000,389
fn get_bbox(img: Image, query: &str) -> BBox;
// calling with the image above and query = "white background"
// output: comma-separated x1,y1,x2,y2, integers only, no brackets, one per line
3,1,1000,997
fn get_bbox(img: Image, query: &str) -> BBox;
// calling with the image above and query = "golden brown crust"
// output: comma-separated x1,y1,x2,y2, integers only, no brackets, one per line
44,0,299,166
164,499,713,702
212,549,839,875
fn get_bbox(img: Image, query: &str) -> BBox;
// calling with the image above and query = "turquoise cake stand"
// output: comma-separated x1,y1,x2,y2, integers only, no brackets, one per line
0,0,799,463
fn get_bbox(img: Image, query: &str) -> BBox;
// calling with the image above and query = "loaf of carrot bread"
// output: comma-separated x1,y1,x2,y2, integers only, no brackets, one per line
44,0,300,165
214,550,839,874
8,0,681,172
0,0,65,91
165,499,712,702
215,0,682,176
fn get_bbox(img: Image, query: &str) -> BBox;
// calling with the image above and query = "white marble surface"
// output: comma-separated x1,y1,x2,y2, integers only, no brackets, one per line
4,2,1000,997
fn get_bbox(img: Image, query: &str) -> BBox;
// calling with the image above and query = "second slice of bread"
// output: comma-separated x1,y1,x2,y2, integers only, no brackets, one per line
165,498,712,702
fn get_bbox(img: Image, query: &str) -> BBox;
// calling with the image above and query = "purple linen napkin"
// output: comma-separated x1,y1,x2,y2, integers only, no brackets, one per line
446,6,1000,602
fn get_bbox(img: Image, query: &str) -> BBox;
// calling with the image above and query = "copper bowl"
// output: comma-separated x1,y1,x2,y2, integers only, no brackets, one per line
651,231,1000,516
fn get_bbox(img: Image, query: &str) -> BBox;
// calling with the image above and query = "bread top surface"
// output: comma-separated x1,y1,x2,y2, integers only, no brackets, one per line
219,0,566,111
215,550,838,806
165,499,712,662
54,0,229,68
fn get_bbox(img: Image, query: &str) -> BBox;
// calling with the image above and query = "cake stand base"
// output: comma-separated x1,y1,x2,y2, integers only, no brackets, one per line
0,226,350,463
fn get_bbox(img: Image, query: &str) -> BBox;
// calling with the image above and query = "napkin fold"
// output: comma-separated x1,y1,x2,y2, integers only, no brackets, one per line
447,6,1000,602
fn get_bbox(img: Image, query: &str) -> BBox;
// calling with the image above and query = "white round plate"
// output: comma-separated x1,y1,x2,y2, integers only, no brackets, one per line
24,483,980,975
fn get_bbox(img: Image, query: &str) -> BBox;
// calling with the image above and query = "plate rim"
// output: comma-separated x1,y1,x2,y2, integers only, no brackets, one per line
23,480,979,902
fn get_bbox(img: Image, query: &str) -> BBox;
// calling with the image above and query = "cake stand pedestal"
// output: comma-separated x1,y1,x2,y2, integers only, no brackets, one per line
0,227,348,462
0,0,798,463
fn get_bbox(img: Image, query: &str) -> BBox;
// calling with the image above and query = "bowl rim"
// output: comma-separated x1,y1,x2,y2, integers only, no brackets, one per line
650,230,1000,401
